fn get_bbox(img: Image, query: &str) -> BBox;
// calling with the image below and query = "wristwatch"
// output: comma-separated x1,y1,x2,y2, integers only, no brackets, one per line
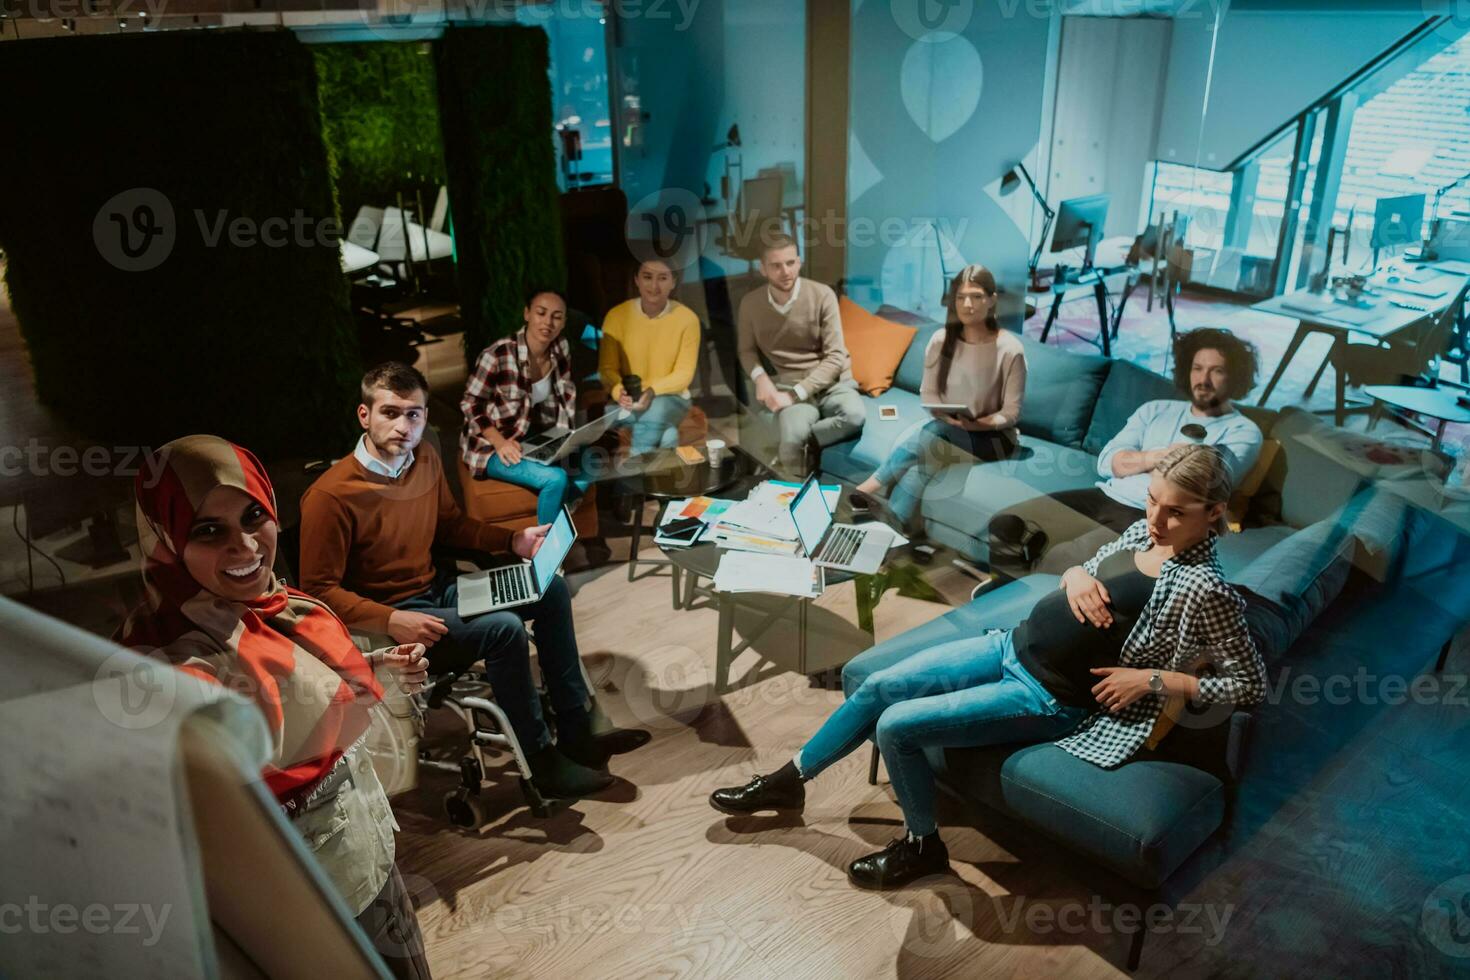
1148,670,1164,694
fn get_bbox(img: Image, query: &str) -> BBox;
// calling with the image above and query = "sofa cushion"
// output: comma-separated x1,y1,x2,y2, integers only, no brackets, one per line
819,387,930,484
1081,358,1179,456
1271,407,1446,528
1231,514,1355,662
916,436,1101,562
892,318,944,393
1215,524,1295,581
935,742,1225,890
840,297,917,396
1015,337,1111,449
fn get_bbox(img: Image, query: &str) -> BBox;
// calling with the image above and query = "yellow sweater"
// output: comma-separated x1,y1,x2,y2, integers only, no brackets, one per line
598,299,700,398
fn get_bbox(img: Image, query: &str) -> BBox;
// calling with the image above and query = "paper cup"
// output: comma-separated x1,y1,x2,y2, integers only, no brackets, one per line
706,439,726,466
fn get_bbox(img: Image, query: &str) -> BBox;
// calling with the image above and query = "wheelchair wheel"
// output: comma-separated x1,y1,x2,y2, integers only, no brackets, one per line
444,788,485,828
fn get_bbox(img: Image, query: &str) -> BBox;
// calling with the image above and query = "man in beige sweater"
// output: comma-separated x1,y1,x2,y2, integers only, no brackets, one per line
737,234,866,475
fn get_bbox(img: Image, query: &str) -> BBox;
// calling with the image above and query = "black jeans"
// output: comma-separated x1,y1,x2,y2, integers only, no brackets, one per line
393,572,589,753
355,865,432,979
988,487,1144,583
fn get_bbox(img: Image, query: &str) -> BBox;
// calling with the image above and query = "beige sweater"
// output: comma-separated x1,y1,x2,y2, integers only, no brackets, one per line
919,328,1027,432
736,278,853,399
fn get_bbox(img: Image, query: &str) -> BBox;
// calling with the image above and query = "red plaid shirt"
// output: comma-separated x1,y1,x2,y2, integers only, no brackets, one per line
459,330,577,472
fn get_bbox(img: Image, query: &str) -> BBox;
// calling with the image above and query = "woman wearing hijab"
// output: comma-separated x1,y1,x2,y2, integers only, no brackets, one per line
117,434,433,979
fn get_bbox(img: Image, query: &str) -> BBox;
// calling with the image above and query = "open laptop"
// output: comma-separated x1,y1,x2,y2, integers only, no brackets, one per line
456,507,578,617
789,475,892,575
522,410,626,464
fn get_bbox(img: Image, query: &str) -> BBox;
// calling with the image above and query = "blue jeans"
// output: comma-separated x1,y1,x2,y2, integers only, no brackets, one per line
612,394,689,454
393,574,589,753
484,454,592,526
798,630,1086,837
871,419,1019,528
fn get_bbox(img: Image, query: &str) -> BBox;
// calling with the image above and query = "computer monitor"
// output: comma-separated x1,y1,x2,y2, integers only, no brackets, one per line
1050,194,1111,269
1371,193,1425,251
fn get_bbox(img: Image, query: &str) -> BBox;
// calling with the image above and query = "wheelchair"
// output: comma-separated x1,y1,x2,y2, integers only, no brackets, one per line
276,524,594,827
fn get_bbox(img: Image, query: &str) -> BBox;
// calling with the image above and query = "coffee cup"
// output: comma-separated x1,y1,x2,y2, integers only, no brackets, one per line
706,438,727,466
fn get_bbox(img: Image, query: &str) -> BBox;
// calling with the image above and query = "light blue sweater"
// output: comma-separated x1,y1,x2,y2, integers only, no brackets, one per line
1096,400,1263,510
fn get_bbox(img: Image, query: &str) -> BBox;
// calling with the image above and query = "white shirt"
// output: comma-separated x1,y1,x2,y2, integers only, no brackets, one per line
767,277,802,316
530,372,553,405
353,435,413,479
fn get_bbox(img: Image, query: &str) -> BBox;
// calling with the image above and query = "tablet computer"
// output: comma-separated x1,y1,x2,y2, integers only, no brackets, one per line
921,401,971,415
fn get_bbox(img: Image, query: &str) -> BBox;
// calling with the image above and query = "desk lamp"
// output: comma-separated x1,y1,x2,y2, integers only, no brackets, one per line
1000,162,1055,288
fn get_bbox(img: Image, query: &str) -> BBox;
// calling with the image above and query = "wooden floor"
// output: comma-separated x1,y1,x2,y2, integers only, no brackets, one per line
392,557,1150,979
386,528,1470,980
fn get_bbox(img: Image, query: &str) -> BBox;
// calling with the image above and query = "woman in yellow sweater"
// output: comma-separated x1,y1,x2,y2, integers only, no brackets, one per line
598,258,701,453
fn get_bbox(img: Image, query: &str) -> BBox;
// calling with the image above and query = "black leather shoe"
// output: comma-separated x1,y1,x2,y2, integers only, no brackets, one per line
709,773,806,815
847,834,950,890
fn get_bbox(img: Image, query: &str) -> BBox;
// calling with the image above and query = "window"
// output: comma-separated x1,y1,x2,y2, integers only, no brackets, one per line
1330,32,1470,269
517,3,615,189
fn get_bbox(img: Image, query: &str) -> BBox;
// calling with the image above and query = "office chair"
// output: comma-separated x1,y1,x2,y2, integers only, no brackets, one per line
1128,212,1190,350
1332,280,1470,421
718,174,786,273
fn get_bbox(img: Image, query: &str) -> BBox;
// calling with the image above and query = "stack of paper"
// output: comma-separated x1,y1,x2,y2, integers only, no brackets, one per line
661,496,734,525
712,552,823,598
707,527,799,555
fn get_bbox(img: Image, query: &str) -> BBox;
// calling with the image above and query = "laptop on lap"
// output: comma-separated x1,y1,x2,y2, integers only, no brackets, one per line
456,507,578,617
789,476,892,575
522,410,626,463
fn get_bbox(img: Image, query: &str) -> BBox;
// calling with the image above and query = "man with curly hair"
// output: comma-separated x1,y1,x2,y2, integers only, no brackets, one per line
988,328,1264,582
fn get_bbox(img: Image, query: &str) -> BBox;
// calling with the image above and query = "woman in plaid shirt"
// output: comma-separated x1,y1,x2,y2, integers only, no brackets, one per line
711,444,1265,890
460,287,589,526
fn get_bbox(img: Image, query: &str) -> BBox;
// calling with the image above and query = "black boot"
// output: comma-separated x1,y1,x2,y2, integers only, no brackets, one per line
558,727,652,770
527,743,614,799
709,761,805,815
847,832,950,890
555,705,651,770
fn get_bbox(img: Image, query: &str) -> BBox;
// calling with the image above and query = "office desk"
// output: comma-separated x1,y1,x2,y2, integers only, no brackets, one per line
1036,264,1139,358
1253,263,1469,425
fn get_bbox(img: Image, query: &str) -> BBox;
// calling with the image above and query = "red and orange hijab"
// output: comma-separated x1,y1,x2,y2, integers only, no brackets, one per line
116,435,382,812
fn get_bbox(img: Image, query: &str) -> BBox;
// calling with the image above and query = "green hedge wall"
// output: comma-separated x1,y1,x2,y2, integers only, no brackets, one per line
435,26,565,362
314,43,447,228
0,31,360,459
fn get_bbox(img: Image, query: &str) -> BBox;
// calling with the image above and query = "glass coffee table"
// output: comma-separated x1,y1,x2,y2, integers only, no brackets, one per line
654,480,940,694
614,444,769,604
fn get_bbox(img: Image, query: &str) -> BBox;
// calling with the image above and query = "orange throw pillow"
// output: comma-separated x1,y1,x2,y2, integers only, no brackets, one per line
839,296,917,396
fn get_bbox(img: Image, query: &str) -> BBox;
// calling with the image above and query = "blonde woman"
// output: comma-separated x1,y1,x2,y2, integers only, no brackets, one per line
712,445,1265,891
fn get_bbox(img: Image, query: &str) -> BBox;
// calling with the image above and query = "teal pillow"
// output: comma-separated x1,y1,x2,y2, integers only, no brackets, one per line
1082,359,1179,456
892,319,944,393
1233,516,1355,658
1016,337,1111,449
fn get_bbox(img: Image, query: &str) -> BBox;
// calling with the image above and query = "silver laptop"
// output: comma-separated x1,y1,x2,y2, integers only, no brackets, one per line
523,410,626,463
456,507,578,617
789,475,892,575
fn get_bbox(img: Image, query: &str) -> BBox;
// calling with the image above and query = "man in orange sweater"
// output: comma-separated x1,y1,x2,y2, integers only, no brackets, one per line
300,363,638,800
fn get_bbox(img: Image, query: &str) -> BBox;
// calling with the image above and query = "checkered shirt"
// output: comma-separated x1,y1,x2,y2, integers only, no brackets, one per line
1053,520,1266,768
460,330,576,472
